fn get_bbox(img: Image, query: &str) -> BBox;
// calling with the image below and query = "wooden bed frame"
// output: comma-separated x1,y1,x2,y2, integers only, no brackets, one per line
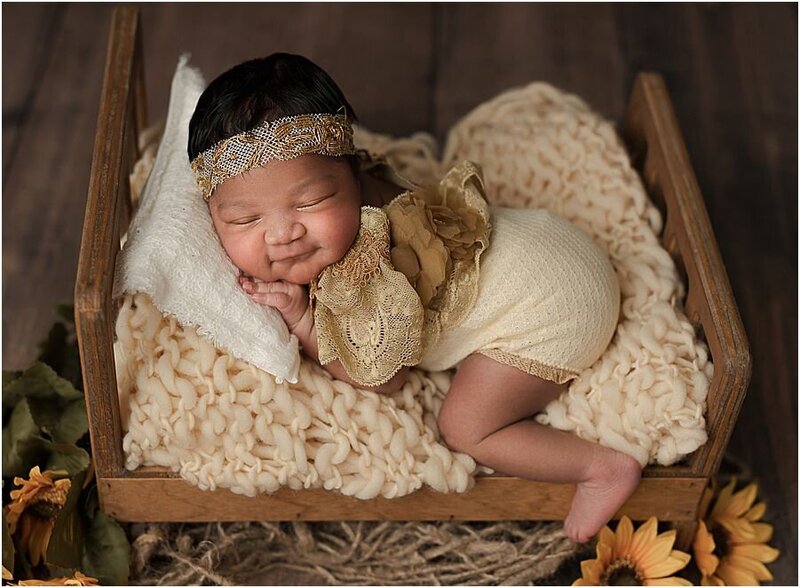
75,7,750,550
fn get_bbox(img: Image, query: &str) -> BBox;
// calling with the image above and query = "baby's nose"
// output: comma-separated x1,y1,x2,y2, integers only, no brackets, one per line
265,219,306,245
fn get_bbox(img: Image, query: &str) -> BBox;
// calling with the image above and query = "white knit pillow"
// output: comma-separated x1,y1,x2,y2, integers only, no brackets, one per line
113,56,301,383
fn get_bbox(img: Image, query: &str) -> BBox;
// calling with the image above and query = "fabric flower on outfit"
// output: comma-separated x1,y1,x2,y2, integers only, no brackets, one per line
693,478,780,585
426,197,486,261
573,516,691,586
5,466,71,566
385,194,449,307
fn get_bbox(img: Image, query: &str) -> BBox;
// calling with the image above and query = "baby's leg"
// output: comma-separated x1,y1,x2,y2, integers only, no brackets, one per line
437,354,641,544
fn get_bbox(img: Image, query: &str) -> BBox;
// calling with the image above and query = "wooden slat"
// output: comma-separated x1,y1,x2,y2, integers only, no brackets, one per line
2,4,114,371
622,73,752,478
434,3,625,141
1,4,64,180
137,4,434,138
74,6,144,481
100,475,706,523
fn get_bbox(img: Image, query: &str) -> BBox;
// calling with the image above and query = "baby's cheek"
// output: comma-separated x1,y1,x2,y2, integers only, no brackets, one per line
221,235,263,278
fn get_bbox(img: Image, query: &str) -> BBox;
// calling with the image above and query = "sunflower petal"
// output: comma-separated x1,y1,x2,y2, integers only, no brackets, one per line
698,483,715,519
731,543,780,564
630,517,659,560
716,515,757,542
727,483,758,517
716,561,758,586
692,523,716,575
598,525,615,550
744,502,766,522
711,478,737,518
644,577,693,586
749,523,774,544
726,555,773,581
694,520,716,550
695,550,721,578
579,558,602,583
616,516,635,556
637,532,679,576
644,551,691,578
701,574,726,586
597,542,613,567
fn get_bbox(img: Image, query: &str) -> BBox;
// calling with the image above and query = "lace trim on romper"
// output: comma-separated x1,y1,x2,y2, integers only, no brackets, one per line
311,207,425,387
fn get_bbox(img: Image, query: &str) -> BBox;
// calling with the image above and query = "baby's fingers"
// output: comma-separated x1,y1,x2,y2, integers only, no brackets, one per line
242,280,288,295
247,290,292,309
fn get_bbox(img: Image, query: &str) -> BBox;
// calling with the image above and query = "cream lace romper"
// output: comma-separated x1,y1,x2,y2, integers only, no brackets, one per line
310,160,620,387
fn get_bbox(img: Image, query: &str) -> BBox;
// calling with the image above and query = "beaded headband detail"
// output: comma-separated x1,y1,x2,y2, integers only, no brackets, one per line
190,113,356,200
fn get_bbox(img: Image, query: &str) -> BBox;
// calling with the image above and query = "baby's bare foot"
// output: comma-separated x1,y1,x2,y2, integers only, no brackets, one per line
563,449,641,544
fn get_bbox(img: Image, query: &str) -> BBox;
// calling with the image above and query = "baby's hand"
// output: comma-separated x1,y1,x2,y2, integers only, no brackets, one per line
240,274,309,332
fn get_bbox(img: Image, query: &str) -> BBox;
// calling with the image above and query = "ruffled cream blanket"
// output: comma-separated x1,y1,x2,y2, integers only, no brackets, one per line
115,82,712,499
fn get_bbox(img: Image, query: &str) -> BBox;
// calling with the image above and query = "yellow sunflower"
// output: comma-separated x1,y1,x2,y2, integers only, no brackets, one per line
574,516,692,586
15,571,99,586
5,466,71,566
693,478,780,585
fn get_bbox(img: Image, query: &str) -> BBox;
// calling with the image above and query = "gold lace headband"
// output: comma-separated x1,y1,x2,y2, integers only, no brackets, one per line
190,113,356,200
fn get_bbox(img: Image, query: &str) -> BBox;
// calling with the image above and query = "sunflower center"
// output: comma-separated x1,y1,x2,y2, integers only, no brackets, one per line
710,523,731,558
28,498,64,520
600,556,644,585
27,485,69,520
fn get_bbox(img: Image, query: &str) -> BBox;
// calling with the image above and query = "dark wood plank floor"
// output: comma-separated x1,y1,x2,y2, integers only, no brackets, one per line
3,3,796,584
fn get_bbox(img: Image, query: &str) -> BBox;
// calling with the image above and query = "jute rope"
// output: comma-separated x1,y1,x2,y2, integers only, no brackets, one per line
129,449,753,585
130,520,579,585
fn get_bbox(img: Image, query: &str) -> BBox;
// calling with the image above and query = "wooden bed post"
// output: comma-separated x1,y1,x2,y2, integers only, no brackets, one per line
622,73,752,549
75,6,145,493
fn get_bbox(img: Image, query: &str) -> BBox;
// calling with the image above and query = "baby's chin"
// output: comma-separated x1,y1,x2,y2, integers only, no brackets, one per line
253,262,327,286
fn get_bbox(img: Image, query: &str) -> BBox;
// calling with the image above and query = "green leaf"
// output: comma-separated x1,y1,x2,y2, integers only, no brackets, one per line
21,363,83,401
80,485,99,520
44,444,91,477
2,371,24,427
45,470,87,570
2,400,49,478
3,370,23,393
3,510,15,577
27,397,88,446
82,511,130,585
45,562,77,579
8,362,87,445
36,319,82,392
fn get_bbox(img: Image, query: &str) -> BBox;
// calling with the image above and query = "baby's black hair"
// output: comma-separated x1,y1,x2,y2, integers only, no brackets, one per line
188,53,358,161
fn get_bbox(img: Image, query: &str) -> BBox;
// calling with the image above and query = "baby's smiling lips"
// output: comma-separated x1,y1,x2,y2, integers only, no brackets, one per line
270,249,315,264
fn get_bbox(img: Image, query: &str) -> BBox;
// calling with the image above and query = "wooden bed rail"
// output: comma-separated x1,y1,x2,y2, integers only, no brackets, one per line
75,6,145,482
622,74,752,478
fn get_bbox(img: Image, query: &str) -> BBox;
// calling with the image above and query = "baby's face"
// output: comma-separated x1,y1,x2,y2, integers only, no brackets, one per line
209,154,362,285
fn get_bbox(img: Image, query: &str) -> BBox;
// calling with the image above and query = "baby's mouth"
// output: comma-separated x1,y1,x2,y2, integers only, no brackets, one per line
271,249,315,264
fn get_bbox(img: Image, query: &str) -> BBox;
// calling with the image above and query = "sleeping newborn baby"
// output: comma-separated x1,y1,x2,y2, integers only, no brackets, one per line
187,52,641,544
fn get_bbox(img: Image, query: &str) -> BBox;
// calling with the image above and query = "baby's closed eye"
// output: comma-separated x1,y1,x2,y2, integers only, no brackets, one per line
297,193,335,210
229,216,261,225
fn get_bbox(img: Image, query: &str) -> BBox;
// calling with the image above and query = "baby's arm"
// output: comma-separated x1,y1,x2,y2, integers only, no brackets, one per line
241,276,409,393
